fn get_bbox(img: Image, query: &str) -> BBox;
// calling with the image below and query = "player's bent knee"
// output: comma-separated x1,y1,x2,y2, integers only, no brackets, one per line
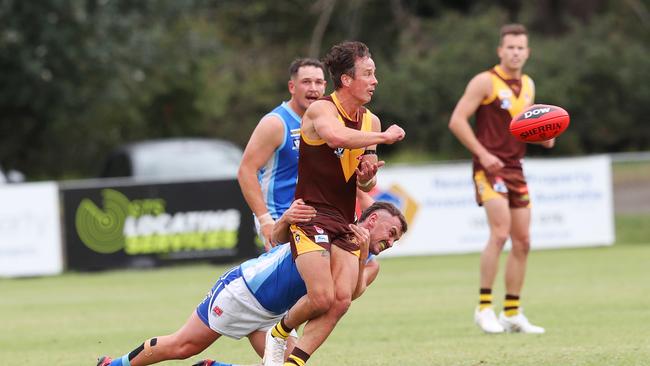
331,296,352,318
307,289,334,314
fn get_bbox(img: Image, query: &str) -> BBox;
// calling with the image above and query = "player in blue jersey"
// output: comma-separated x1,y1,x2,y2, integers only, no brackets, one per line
237,58,327,251
96,200,407,366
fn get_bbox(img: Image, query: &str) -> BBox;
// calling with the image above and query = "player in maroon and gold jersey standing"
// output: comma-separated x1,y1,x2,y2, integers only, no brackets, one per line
262,41,405,366
449,24,554,334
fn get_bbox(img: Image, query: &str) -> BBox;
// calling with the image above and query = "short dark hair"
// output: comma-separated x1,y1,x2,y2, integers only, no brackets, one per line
322,41,371,89
289,58,325,79
358,201,408,234
499,23,528,44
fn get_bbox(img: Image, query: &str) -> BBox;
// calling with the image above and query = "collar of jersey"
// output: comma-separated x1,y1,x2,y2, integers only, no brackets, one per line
331,92,359,122
493,65,521,81
281,101,301,123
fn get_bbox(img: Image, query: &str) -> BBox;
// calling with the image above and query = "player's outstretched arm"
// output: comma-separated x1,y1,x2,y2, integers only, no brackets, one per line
308,101,405,149
271,199,317,246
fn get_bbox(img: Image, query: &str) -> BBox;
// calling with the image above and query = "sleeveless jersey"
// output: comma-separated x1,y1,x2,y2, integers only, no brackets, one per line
294,93,373,223
258,102,302,219
475,65,535,168
236,243,375,314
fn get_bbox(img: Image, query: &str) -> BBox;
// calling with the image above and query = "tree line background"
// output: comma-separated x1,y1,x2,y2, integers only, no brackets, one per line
1,0,648,180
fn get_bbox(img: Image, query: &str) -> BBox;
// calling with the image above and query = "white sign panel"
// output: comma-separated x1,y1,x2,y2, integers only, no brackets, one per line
376,155,614,257
0,182,63,277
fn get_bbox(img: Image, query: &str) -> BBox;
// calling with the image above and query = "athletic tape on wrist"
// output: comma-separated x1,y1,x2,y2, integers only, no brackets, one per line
258,212,275,226
357,177,375,188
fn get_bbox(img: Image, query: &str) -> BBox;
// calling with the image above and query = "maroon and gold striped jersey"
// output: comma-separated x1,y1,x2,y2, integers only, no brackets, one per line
475,65,535,167
294,92,373,223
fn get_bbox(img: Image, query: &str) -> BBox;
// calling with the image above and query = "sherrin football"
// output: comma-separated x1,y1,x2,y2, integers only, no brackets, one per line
509,104,570,143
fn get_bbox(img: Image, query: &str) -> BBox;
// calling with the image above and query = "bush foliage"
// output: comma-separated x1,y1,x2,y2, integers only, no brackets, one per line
1,0,648,178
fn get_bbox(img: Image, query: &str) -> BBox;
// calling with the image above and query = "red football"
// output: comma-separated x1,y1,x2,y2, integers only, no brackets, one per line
509,104,570,143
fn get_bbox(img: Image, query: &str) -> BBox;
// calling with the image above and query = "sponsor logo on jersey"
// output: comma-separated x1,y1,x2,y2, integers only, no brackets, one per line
291,128,300,151
334,147,345,158
314,225,324,234
500,98,512,110
314,234,329,243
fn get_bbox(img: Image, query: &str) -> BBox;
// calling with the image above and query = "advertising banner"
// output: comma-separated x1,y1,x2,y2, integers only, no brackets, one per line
374,155,614,257
0,182,63,277
61,179,256,270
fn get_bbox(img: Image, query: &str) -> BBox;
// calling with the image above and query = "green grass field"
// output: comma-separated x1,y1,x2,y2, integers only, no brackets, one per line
2,216,649,366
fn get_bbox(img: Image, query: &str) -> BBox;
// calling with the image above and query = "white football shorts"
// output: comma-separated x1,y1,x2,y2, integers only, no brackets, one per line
196,274,297,339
